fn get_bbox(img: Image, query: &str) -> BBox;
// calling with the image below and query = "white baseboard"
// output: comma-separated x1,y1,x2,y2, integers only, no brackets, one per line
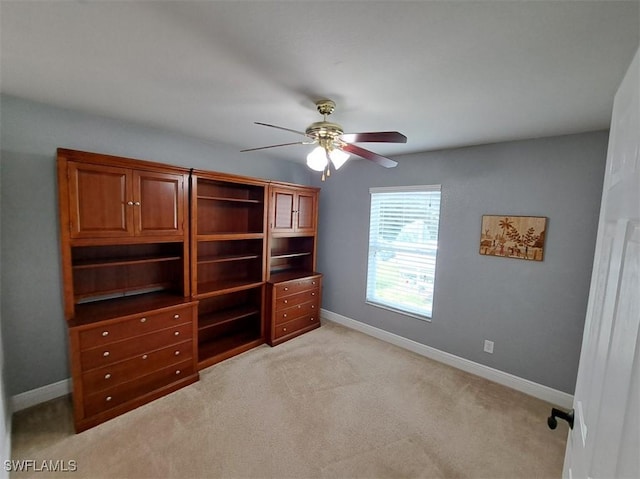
321,309,574,409
10,378,71,413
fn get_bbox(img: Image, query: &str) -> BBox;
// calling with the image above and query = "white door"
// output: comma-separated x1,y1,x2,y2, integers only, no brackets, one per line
563,47,639,479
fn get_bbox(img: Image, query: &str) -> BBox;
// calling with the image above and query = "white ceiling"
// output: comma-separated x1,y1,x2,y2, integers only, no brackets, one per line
1,1,638,164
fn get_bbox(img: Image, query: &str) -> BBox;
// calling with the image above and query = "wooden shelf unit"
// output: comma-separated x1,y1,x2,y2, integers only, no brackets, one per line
191,171,268,368
57,149,198,432
266,183,322,345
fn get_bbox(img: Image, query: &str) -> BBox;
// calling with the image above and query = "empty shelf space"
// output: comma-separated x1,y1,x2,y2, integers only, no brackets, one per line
196,280,264,298
198,254,261,264
198,305,260,331
270,251,312,260
197,195,262,204
198,332,263,366
197,233,264,241
73,255,182,269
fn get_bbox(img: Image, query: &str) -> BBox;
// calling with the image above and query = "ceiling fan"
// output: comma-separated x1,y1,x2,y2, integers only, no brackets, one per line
241,99,407,180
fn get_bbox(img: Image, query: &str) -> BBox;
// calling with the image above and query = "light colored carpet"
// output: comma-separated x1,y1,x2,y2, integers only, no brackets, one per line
11,321,568,478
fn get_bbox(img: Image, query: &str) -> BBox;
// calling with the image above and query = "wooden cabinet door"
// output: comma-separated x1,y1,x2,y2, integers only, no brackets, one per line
134,171,185,236
295,191,317,233
271,188,295,232
68,162,134,239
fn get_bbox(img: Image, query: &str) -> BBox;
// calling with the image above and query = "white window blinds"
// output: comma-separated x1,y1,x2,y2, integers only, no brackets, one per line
366,185,441,319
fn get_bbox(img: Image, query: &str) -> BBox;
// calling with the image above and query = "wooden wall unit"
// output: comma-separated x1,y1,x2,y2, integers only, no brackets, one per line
57,150,322,431
190,171,268,369
266,183,322,345
57,149,198,432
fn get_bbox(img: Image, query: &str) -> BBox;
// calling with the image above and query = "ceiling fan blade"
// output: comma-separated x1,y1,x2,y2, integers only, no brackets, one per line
341,143,398,168
340,131,407,144
241,141,307,152
254,122,309,138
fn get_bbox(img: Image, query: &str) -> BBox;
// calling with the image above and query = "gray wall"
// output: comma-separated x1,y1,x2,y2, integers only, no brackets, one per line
0,94,311,395
312,131,607,394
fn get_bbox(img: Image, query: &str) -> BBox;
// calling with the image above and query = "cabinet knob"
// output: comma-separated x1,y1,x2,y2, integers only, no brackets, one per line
106,396,112,402
140,317,147,323
284,300,288,304
103,351,110,357
311,292,315,296
312,281,316,285
142,354,148,360
311,305,315,309
174,314,180,319
134,201,141,206
174,331,180,336
311,317,315,321
175,351,180,356
104,373,111,379
127,201,134,206
101,331,109,337
283,328,287,332
284,287,289,291
175,370,181,375
283,313,287,318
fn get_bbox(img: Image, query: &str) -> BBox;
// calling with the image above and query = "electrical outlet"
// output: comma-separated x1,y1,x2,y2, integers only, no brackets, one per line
484,340,494,354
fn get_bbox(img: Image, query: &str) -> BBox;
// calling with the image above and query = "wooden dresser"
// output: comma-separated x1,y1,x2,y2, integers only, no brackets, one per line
267,273,322,346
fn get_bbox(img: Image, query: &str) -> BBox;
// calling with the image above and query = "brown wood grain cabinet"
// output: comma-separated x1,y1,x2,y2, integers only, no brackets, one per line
266,183,322,345
57,149,322,431
270,184,318,234
57,149,197,432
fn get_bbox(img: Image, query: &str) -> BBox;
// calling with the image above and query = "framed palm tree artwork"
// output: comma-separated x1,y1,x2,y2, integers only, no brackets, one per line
479,215,547,261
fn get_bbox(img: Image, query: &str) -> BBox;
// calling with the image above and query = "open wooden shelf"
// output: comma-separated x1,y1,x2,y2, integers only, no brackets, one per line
197,195,262,204
270,252,312,260
198,305,260,331
198,332,263,369
198,254,261,265
196,280,264,299
73,255,181,269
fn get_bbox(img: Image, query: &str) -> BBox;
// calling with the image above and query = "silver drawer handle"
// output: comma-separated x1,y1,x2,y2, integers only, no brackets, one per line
101,331,109,337
106,396,112,402
174,314,180,319
103,351,110,357
104,373,111,379
140,317,147,323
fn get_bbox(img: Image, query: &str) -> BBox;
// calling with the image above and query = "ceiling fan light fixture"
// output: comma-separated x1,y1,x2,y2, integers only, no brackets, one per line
306,146,328,171
329,148,349,170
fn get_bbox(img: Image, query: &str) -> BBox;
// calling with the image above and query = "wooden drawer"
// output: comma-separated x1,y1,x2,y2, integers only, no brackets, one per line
274,300,319,325
80,323,192,371
83,359,194,417
82,340,192,392
79,306,192,350
274,288,319,311
274,276,321,297
274,314,319,339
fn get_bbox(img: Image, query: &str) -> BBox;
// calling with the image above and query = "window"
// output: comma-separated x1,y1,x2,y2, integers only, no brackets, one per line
366,185,441,320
